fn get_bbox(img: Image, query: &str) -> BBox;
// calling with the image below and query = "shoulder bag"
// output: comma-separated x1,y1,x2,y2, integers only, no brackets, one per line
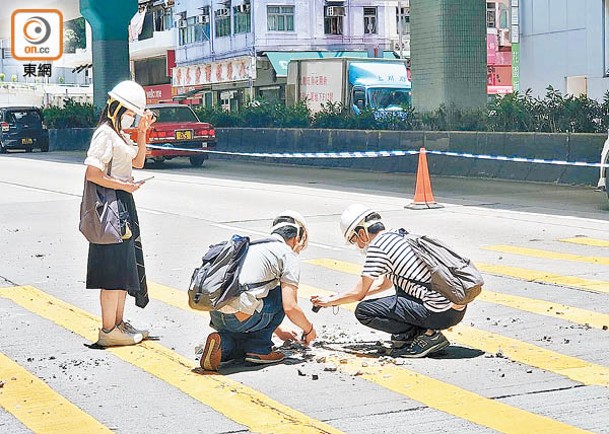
79,158,123,245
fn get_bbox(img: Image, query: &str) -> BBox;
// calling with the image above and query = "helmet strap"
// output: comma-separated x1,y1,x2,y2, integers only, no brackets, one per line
107,99,125,131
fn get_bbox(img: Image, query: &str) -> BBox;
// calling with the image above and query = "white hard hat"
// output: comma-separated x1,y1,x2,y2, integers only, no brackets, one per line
108,80,146,116
339,204,380,243
271,210,308,249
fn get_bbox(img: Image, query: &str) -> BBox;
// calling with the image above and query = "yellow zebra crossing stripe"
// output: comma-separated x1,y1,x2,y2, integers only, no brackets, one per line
144,281,591,433
148,282,207,317
476,263,609,295
483,245,609,266
304,259,609,387
559,237,609,248
0,352,111,434
323,354,589,434
0,286,341,434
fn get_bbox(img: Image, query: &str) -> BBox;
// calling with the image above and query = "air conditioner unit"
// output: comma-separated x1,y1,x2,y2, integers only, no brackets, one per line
197,15,209,24
326,6,346,17
216,7,230,17
498,29,511,47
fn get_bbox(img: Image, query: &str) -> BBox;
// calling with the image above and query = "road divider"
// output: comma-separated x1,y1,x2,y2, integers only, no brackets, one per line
146,144,605,168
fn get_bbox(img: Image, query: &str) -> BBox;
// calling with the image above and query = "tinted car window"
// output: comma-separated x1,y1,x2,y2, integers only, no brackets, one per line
9,110,42,125
150,107,199,123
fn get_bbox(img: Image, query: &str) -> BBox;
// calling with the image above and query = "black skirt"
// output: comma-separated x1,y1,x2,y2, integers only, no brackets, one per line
86,190,149,308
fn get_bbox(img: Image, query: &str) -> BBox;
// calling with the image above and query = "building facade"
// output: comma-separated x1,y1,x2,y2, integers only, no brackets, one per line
486,0,513,95
172,0,410,110
518,0,609,100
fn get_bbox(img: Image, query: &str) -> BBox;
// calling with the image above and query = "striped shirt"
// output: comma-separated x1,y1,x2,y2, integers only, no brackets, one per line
361,230,453,312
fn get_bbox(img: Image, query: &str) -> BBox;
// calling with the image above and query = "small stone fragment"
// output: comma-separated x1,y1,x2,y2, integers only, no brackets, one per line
311,374,319,380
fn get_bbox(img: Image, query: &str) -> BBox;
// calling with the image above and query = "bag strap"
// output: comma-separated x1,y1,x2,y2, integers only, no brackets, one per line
395,228,432,290
240,238,283,291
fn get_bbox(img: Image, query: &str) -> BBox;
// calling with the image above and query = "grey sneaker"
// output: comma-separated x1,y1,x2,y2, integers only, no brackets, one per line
391,331,418,349
118,320,149,340
395,331,449,358
96,326,143,347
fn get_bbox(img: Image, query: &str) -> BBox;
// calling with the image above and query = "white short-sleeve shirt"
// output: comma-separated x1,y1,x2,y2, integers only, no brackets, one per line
84,123,138,182
218,234,300,315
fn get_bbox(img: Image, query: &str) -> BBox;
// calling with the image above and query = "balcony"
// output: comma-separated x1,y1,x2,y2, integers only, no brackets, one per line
130,28,177,61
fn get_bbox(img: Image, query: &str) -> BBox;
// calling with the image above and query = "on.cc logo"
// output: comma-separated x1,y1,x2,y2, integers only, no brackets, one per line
11,9,63,61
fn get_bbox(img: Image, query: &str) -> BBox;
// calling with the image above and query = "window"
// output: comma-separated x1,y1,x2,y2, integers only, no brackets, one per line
486,2,497,28
178,15,208,46
364,7,377,34
324,7,343,35
234,5,251,33
396,7,410,36
267,6,294,31
215,9,231,37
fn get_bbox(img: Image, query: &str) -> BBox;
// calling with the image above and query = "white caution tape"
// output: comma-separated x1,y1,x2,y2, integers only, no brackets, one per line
146,144,604,168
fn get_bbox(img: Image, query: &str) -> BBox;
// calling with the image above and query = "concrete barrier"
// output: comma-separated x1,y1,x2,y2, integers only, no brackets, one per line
49,128,94,152
50,127,606,186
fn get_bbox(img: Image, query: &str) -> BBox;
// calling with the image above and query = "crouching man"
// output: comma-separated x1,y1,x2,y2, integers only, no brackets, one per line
200,211,317,371
311,205,466,358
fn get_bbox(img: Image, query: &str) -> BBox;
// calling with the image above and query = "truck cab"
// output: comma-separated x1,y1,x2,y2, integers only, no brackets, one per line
348,62,411,115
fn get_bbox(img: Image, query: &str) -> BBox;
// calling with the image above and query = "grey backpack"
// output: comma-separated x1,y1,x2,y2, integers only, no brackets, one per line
398,229,484,304
188,235,278,311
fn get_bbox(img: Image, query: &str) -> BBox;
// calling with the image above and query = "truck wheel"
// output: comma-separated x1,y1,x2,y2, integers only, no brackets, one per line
189,156,205,167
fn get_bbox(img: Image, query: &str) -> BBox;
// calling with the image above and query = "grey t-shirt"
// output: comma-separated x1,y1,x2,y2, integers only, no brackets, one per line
218,234,300,315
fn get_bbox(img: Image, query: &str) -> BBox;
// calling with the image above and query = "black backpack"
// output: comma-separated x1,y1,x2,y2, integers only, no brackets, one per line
188,235,278,311
398,229,484,304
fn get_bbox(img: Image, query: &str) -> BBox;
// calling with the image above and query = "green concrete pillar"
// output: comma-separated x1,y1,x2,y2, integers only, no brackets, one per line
80,0,137,108
410,0,486,113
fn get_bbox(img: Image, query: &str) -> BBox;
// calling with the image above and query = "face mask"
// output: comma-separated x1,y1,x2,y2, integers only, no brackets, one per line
120,114,135,130
357,245,368,256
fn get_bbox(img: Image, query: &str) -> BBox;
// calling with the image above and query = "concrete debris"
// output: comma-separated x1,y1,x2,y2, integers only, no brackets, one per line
311,374,319,380
323,364,338,372
361,362,369,367
316,356,327,363
603,325,608,331
0,380,4,388
297,369,306,377
353,371,363,377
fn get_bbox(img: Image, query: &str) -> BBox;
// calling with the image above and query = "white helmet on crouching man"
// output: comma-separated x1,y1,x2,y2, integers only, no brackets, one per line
271,210,309,254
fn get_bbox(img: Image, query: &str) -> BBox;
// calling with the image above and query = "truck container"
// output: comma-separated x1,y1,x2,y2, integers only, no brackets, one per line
286,58,411,114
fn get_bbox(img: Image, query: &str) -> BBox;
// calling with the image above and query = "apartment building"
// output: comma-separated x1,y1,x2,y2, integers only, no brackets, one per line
172,0,410,110
518,0,609,100
486,0,513,95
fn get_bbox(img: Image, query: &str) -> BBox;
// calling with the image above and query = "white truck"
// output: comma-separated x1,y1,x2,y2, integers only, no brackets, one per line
286,58,411,114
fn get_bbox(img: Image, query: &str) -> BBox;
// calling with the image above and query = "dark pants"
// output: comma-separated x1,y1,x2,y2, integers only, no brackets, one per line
209,286,284,361
355,291,466,339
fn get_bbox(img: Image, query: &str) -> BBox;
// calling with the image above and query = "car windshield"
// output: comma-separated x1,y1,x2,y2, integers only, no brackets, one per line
367,89,411,110
8,110,42,124
148,106,199,123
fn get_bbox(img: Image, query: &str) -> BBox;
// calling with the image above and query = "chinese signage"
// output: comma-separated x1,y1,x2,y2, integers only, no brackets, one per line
172,57,255,87
11,9,63,61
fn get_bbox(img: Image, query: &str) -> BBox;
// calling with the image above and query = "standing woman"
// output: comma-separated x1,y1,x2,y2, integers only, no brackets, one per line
83,80,156,347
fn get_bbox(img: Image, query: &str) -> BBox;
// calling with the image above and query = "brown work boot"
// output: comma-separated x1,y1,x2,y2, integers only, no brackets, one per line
244,351,285,365
200,333,222,371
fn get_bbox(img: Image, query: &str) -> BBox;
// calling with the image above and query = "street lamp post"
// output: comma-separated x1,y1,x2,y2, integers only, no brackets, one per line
398,0,403,60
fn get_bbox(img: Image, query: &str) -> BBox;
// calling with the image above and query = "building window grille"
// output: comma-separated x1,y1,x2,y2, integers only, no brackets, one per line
215,10,231,37
364,7,377,34
267,6,295,31
234,5,251,33
396,7,410,36
324,7,343,35
486,2,497,28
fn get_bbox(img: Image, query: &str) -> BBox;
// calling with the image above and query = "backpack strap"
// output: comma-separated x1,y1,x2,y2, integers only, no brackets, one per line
240,237,283,291
395,228,432,290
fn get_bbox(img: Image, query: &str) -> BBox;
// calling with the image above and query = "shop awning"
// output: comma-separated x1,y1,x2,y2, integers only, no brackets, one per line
265,51,398,77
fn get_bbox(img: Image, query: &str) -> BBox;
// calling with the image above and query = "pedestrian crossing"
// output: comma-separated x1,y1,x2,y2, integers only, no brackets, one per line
2,237,609,433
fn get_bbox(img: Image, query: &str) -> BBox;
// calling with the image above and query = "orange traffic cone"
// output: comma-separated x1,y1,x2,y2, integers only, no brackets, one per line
406,147,443,209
